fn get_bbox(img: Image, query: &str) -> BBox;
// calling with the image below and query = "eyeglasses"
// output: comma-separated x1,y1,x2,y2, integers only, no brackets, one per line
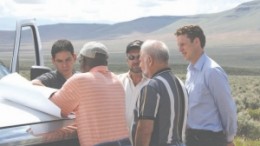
127,54,140,60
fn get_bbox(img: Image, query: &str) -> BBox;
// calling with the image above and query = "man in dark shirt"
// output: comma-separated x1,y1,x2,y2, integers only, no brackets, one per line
32,39,76,89
132,40,188,146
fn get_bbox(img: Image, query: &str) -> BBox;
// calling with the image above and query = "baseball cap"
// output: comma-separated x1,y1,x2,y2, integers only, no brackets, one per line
79,41,108,58
126,40,143,53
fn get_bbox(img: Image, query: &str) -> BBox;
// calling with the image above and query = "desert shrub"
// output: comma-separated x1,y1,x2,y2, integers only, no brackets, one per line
248,108,260,120
235,94,260,111
235,137,260,146
255,88,260,96
235,98,246,113
244,96,260,110
237,110,260,140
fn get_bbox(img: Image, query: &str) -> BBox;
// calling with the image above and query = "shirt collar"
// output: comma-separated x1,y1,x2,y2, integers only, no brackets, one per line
90,66,109,73
55,70,65,79
152,67,171,78
188,53,206,72
56,69,77,79
126,71,148,82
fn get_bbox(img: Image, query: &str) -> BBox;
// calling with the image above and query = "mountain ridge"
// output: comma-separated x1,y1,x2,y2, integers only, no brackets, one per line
0,0,260,47
0,0,260,68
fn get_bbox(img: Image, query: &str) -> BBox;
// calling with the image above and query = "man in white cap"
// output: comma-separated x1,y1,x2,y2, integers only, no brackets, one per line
49,41,129,146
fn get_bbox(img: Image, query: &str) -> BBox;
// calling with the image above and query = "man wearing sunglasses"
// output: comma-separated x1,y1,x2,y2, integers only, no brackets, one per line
118,40,149,145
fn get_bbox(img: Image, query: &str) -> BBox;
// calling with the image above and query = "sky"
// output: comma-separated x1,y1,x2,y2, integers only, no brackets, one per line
0,0,255,30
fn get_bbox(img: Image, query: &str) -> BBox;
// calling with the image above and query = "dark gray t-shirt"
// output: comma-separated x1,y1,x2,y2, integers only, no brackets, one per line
36,70,66,89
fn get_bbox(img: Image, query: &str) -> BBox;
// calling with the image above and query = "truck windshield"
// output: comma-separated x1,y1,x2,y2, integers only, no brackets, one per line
0,30,15,71
0,62,9,79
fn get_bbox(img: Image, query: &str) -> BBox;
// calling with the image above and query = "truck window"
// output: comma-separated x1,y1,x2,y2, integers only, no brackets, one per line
19,27,38,79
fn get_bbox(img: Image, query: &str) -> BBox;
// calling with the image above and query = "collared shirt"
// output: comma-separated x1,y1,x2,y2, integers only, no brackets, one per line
117,72,149,143
132,68,188,146
37,70,75,89
51,66,128,146
185,53,237,142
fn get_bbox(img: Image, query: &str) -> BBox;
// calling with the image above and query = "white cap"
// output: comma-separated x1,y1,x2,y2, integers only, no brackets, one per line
79,41,108,58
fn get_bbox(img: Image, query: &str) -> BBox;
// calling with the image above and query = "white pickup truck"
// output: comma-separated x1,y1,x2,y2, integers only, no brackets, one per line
0,19,79,146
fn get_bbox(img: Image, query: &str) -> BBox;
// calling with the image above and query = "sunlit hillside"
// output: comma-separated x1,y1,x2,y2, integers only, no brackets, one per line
1,0,260,69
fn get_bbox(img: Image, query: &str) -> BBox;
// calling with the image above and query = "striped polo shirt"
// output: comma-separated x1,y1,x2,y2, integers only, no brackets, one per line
51,66,128,146
131,68,188,146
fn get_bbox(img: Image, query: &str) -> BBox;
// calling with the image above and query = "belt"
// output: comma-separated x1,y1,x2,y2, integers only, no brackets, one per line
187,128,224,135
160,143,185,146
94,138,131,146
160,140,184,146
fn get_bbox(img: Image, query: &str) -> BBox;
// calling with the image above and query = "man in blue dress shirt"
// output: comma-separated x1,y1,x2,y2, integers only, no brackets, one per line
175,25,237,146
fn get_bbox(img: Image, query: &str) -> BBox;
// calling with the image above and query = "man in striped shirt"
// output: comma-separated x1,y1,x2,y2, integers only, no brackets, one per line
132,40,188,146
49,42,128,146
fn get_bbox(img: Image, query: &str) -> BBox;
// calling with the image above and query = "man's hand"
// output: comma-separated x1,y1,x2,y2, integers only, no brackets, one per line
31,79,45,86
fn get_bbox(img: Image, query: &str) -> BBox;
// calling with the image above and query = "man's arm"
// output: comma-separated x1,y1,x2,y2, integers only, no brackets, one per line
49,76,80,117
31,79,45,86
135,119,154,146
208,68,237,143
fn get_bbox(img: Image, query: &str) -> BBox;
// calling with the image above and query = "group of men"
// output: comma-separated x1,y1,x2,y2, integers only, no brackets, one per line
31,25,237,146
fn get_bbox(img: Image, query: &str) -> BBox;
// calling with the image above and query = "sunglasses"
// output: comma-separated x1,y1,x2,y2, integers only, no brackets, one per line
127,54,140,60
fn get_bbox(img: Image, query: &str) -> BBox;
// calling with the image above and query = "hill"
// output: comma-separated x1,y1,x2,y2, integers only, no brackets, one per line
0,16,184,43
0,0,260,69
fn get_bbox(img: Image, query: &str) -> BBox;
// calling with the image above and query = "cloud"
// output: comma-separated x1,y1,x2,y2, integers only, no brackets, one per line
137,0,159,7
0,0,255,30
13,0,44,4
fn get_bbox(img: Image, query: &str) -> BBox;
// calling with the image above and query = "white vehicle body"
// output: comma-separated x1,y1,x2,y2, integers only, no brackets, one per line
0,19,79,146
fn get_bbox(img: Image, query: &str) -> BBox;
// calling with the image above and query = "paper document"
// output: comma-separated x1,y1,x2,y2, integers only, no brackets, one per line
0,73,61,118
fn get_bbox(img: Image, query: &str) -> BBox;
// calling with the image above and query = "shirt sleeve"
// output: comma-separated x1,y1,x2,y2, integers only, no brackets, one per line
50,75,80,117
208,68,237,142
138,85,160,120
37,72,53,87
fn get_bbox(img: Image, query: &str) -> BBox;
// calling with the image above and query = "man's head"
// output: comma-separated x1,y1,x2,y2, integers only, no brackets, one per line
78,41,108,72
175,25,206,48
126,40,143,74
51,39,76,79
139,40,169,78
175,25,205,64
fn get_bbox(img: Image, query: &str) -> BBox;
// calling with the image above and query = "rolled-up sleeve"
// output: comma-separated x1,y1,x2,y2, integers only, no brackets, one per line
50,76,80,117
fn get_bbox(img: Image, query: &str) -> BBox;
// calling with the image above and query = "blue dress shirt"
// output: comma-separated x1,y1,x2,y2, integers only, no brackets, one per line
185,53,237,142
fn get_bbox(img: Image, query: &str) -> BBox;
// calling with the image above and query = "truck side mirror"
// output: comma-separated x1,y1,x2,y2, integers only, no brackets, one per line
30,65,52,80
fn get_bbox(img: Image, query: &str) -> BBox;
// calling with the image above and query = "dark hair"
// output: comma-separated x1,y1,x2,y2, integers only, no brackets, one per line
126,40,143,53
175,25,206,48
80,53,108,69
51,39,74,58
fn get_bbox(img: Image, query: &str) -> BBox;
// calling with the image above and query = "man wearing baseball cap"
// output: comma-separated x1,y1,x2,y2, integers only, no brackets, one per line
49,41,129,146
117,40,149,145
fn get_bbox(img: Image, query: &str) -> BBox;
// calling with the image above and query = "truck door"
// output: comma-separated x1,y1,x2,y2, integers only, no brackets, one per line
10,19,50,79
